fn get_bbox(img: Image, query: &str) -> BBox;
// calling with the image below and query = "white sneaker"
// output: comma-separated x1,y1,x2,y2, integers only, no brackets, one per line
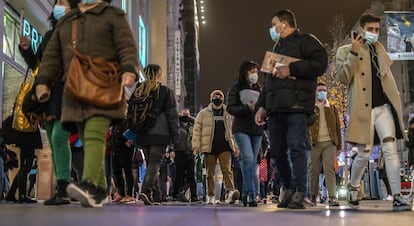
225,190,240,204
279,188,285,203
403,194,413,203
383,195,393,201
206,196,215,204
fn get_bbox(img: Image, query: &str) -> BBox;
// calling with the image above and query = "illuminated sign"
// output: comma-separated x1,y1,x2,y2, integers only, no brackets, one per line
22,19,42,53
121,0,127,11
139,16,147,67
175,30,181,95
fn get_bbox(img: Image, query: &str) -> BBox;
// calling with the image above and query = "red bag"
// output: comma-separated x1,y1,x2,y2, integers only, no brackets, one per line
259,158,268,183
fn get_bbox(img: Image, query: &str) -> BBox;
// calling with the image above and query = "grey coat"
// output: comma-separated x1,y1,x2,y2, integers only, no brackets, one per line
36,2,139,129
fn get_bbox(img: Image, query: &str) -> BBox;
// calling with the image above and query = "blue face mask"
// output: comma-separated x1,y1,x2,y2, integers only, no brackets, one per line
269,26,280,42
364,31,379,44
316,91,327,102
53,5,66,20
81,0,97,3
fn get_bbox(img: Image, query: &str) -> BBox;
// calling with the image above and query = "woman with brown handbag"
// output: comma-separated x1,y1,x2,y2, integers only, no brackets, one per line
33,0,139,208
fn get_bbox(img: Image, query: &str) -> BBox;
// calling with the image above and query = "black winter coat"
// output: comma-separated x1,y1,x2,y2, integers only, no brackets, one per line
175,123,193,155
135,85,179,147
227,81,263,136
19,29,63,120
257,30,328,113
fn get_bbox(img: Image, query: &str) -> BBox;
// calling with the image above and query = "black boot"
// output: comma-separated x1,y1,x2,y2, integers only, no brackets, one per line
44,180,70,205
4,194,18,203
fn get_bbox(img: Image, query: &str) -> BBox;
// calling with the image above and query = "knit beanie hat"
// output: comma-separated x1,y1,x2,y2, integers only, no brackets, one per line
210,89,225,101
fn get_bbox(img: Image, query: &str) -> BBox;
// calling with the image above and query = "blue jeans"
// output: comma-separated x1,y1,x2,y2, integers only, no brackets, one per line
267,112,308,193
233,133,262,201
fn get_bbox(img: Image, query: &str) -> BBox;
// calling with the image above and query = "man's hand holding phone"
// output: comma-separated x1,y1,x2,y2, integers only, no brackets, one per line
351,31,363,56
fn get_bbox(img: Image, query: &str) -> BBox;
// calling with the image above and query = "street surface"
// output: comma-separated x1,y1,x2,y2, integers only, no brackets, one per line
0,200,413,226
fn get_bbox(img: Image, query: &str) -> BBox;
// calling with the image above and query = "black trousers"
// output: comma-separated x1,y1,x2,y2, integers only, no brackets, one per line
112,148,134,197
7,144,35,199
172,153,197,199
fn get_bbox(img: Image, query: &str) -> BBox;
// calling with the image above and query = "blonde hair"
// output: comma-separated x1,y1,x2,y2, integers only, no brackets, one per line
134,64,161,99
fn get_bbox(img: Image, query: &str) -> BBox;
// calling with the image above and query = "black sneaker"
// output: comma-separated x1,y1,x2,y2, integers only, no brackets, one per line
18,197,37,204
177,192,189,202
288,192,305,209
138,193,152,205
277,189,293,208
44,193,70,206
392,195,412,211
66,181,104,208
190,197,202,203
4,195,18,203
347,184,359,208
328,197,340,207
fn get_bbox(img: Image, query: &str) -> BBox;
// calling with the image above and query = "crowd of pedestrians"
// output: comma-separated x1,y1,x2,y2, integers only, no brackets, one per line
0,1,412,213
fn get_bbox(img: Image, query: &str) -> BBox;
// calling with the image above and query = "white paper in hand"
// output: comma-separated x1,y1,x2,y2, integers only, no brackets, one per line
239,89,260,105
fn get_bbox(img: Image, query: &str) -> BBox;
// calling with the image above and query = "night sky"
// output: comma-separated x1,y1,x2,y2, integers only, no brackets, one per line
198,0,373,108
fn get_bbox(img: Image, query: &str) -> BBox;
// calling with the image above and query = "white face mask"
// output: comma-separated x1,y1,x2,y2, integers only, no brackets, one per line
364,31,379,44
247,73,258,84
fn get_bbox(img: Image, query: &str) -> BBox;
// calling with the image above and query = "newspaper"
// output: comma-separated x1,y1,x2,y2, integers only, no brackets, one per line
239,89,260,105
260,51,300,76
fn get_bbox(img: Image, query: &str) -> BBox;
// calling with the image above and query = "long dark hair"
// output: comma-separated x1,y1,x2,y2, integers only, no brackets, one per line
48,0,81,28
237,61,261,89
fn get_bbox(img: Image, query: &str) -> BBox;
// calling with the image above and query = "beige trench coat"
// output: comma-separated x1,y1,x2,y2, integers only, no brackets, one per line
36,3,139,128
335,42,407,145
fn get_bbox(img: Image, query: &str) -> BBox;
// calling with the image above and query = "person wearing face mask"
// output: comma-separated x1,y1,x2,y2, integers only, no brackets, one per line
227,61,263,207
308,82,341,207
171,109,199,203
336,13,411,211
33,0,139,208
192,90,240,205
4,0,80,205
255,9,327,209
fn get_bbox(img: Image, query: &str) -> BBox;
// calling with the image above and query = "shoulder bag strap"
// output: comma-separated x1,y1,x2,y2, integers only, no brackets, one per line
71,19,79,48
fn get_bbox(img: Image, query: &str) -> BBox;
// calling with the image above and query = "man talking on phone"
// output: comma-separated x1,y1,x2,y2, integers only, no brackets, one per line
336,13,412,211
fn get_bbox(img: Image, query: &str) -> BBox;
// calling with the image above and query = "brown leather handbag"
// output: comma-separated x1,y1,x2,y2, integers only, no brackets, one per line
64,19,122,109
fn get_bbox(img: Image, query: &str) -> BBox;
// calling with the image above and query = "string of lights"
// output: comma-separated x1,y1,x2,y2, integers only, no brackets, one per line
196,0,206,25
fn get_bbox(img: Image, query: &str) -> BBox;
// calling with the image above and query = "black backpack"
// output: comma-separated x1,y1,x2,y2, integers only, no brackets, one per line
108,122,128,152
127,85,161,135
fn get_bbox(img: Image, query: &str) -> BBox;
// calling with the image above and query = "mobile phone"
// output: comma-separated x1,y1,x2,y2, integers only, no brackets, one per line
353,31,359,39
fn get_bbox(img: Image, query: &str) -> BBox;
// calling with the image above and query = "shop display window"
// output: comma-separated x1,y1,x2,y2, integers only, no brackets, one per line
3,10,26,68
2,61,24,121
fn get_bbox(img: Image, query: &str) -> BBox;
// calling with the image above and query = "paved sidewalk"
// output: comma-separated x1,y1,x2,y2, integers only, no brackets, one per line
0,200,413,226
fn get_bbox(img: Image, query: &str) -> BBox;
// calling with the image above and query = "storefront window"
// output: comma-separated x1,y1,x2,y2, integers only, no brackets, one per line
3,10,26,68
139,15,147,67
2,61,24,120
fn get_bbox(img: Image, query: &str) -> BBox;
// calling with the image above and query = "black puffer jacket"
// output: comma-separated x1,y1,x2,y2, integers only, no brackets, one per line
257,30,328,113
227,81,263,136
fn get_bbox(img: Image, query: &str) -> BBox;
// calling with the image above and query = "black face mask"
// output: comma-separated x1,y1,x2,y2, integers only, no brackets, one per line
212,99,223,106
179,116,190,123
